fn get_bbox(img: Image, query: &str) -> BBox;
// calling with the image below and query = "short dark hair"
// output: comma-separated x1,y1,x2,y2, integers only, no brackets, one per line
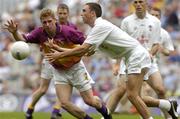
150,7,161,16
85,2,102,17
57,3,69,12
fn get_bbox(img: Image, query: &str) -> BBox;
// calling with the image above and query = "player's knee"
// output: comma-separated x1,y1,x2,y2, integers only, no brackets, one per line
127,91,137,100
117,85,126,94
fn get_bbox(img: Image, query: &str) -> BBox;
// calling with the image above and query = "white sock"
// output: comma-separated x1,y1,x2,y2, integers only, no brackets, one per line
159,99,171,111
139,116,153,119
148,117,154,119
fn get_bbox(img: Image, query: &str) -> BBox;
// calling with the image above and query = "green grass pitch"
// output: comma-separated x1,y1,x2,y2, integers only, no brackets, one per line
0,112,167,119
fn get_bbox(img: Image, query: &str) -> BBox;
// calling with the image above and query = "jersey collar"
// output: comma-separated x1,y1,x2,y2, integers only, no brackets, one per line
133,11,149,20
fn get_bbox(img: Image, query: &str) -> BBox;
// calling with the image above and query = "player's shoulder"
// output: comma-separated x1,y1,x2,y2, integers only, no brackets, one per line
30,26,44,34
64,21,77,30
95,17,112,27
147,13,161,23
61,24,76,32
122,13,135,22
161,28,169,36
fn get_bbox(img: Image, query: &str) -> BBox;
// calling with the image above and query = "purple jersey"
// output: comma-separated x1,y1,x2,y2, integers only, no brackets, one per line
65,21,78,30
23,23,85,69
23,23,84,45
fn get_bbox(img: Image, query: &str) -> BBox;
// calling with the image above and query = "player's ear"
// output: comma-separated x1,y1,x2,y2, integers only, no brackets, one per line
91,11,96,17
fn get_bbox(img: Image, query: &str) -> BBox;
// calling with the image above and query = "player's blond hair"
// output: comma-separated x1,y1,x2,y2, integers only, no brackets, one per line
40,8,56,20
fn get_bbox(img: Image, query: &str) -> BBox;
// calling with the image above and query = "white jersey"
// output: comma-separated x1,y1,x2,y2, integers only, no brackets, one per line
84,17,140,59
121,12,161,51
160,28,174,51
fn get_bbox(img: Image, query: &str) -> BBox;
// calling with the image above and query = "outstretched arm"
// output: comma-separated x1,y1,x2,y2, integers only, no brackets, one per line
4,20,25,41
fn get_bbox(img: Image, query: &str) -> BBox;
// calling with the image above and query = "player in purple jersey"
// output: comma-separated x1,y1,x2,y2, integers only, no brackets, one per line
25,3,76,119
4,8,112,119
57,3,78,30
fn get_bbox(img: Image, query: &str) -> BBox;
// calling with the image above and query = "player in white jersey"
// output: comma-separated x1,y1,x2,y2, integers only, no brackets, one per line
149,7,174,56
105,0,178,119
45,2,178,119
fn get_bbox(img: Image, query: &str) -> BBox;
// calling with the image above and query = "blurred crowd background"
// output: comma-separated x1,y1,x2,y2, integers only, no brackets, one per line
0,0,180,115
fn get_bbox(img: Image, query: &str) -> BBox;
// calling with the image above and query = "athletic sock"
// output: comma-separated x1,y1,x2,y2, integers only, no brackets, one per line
84,114,93,119
140,116,154,119
96,103,109,116
51,108,60,115
27,104,34,110
159,99,171,111
26,108,34,115
53,104,61,110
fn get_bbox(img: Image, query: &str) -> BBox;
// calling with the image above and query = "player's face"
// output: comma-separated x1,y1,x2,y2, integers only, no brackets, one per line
150,10,160,19
41,16,56,32
81,5,94,25
133,0,147,14
57,8,69,24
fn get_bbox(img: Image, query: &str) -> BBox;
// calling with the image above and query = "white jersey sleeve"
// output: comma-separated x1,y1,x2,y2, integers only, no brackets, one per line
151,17,161,45
84,25,113,49
121,19,128,32
160,28,174,51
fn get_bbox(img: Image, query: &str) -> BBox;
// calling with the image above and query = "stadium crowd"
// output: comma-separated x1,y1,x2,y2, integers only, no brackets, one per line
0,0,180,115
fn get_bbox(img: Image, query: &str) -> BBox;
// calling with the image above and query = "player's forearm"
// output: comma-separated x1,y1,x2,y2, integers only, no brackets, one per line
60,45,90,58
161,48,171,56
150,43,159,56
53,45,70,52
12,31,25,42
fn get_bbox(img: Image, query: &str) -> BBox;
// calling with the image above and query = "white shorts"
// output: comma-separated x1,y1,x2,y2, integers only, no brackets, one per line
124,46,151,74
53,60,93,92
144,61,159,81
40,59,53,80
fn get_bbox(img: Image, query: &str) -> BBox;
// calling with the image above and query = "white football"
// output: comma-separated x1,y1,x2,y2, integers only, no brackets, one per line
10,41,30,60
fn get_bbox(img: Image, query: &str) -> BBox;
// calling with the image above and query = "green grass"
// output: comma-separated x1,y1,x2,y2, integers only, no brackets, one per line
0,112,166,119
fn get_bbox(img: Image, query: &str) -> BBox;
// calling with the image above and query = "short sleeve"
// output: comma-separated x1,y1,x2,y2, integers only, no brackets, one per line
121,19,128,32
151,20,161,44
23,28,41,43
84,25,113,49
163,32,174,51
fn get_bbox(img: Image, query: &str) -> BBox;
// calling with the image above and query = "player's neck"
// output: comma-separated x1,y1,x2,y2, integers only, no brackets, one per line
136,12,146,19
88,17,96,27
47,30,56,38
59,20,68,25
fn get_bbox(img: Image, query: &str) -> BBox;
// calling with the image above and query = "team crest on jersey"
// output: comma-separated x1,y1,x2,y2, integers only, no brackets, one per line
84,73,88,80
134,26,137,31
148,25,152,31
